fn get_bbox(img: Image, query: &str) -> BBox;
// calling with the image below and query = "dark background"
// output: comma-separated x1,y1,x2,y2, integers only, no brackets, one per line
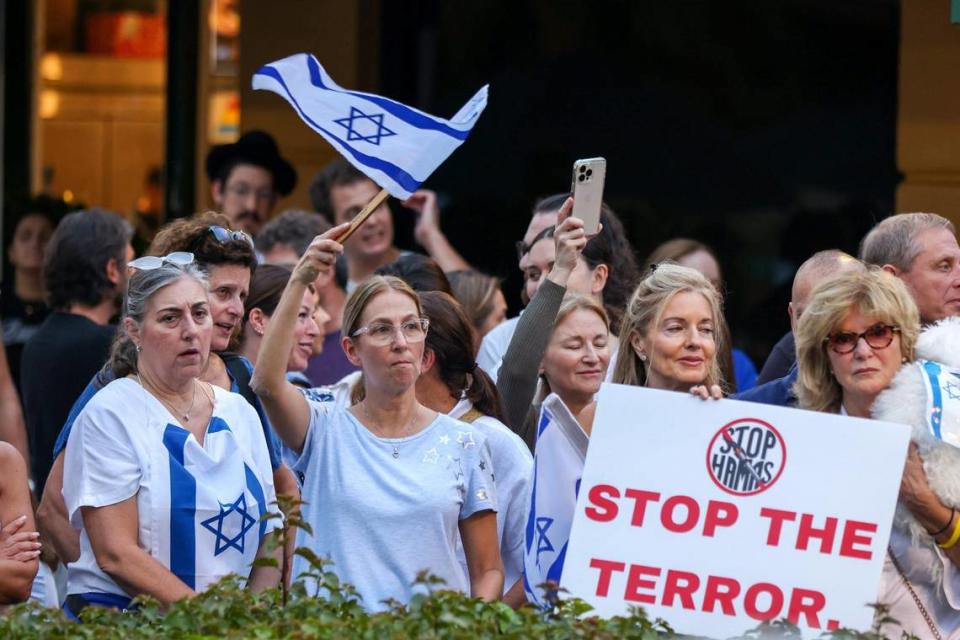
381,0,900,366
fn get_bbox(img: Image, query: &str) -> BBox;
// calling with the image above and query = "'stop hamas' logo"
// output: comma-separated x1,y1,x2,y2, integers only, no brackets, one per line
706,418,786,496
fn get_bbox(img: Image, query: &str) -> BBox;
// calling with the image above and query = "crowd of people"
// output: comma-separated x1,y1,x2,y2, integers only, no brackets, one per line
2,129,960,637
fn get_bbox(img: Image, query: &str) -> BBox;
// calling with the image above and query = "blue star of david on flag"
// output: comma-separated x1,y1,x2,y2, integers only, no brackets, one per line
333,107,396,145
534,517,555,568
253,53,488,199
201,494,257,556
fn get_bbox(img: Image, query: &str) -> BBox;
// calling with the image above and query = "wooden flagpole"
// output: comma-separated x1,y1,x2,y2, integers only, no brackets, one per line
334,188,391,243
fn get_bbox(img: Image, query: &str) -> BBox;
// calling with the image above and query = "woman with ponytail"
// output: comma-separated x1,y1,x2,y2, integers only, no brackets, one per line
414,291,532,606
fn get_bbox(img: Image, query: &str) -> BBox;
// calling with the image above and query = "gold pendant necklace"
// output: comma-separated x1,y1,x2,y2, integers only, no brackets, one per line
138,374,198,422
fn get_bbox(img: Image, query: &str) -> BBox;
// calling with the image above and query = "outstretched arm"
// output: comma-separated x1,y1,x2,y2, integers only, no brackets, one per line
251,223,348,454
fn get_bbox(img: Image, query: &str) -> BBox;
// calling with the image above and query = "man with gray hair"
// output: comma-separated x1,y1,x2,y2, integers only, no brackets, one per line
755,249,863,385
860,212,960,324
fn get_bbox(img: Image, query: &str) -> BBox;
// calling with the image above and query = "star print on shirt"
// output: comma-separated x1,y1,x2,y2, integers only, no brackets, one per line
333,107,396,145
200,494,256,556
456,431,476,449
438,434,451,446
947,381,960,401
423,447,440,464
445,455,464,480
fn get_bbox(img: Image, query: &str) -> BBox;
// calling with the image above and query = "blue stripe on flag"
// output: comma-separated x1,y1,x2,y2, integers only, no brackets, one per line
537,410,553,438
162,425,197,589
304,55,469,140
207,417,231,434
254,65,421,194
244,463,269,541
924,360,944,440
524,456,539,555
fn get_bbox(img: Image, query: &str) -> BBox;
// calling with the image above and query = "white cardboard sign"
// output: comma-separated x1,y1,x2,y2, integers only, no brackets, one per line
561,384,911,638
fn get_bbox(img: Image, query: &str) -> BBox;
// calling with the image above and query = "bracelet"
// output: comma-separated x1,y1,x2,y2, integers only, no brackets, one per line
931,507,956,537
938,512,960,550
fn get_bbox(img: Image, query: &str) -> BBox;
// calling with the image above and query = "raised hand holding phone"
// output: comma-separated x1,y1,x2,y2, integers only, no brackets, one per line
570,157,606,235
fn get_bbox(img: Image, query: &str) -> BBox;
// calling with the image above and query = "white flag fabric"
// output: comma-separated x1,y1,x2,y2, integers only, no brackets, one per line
523,393,589,608
253,53,488,199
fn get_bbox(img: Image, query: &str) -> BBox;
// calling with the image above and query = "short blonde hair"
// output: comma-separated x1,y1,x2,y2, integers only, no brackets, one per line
793,267,920,413
613,263,726,389
538,294,610,401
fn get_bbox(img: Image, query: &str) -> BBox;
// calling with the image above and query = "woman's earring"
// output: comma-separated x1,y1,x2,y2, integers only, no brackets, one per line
639,353,647,362
135,344,142,353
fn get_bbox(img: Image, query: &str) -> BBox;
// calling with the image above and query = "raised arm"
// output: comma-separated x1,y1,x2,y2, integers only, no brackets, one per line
404,189,470,272
251,223,348,454
497,198,584,447
0,443,40,604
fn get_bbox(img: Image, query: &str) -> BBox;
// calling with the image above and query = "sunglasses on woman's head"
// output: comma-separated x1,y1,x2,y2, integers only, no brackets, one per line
209,225,254,248
825,323,900,355
128,252,195,271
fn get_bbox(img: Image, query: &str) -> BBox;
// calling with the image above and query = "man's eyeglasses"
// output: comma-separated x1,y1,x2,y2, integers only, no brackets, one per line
224,183,275,203
825,324,900,355
128,251,195,271
351,318,430,347
209,225,254,248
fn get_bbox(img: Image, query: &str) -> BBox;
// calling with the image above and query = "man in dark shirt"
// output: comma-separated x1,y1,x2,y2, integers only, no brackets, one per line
755,250,861,385
20,209,132,494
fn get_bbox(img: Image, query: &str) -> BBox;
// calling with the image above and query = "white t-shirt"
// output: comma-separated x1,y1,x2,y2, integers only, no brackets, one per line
288,402,497,610
449,398,532,592
476,316,520,383
63,378,279,597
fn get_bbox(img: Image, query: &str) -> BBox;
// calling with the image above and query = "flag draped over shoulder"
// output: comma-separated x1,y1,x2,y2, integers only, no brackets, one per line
252,53,488,199
523,393,589,608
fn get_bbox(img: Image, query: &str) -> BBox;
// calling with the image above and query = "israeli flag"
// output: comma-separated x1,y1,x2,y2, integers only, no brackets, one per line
253,53,488,199
523,393,589,608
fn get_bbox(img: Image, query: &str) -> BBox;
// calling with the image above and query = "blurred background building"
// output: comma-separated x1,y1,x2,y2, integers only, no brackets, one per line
1,0,959,364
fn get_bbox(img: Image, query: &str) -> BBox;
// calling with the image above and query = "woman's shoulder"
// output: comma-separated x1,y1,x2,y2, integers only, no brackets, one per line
432,413,492,448
469,415,533,461
81,376,139,412
0,441,23,467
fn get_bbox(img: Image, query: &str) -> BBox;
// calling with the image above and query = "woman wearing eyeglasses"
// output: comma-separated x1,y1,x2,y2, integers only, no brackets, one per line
60,258,280,617
793,268,960,637
251,225,504,610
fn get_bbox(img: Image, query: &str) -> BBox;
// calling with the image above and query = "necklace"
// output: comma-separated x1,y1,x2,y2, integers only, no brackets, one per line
360,402,419,459
138,374,199,422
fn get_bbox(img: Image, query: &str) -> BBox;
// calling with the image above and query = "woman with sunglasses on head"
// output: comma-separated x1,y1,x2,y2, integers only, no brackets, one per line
251,224,504,610
59,257,280,617
38,213,300,571
792,268,960,637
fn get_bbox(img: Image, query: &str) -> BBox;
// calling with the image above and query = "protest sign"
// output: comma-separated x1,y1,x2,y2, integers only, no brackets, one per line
560,383,911,638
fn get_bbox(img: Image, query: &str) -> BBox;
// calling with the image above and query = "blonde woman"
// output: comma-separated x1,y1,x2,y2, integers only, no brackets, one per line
793,268,960,638
522,294,611,607
613,262,726,396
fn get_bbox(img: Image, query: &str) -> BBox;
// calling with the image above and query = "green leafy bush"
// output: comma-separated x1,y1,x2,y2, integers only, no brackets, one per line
0,498,918,639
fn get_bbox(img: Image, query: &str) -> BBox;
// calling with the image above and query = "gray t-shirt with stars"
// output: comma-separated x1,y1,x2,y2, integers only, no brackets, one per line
288,401,498,610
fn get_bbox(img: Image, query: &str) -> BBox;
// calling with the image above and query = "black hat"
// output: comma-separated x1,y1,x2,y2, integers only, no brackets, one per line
205,130,297,196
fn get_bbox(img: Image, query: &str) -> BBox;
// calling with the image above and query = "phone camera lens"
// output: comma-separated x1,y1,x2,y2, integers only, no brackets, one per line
586,169,593,177
579,165,587,173
577,174,586,182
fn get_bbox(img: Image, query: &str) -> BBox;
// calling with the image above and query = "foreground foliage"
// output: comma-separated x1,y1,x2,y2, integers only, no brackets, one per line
0,573,919,640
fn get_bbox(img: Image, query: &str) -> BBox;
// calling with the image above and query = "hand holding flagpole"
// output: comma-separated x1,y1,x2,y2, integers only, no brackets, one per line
333,188,390,244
